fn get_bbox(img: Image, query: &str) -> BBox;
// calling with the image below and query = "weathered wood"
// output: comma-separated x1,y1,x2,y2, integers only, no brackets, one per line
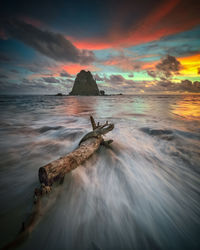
39,116,114,186
39,136,103,185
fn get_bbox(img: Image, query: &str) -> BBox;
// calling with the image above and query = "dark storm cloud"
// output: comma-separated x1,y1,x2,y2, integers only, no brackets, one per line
3,19,95,64
156,55,181,78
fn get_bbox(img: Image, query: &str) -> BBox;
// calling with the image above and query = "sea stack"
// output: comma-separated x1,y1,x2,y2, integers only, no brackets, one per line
69,70,100,96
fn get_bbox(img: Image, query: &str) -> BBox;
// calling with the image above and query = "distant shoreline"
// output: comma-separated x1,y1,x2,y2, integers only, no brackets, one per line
0,93,200,96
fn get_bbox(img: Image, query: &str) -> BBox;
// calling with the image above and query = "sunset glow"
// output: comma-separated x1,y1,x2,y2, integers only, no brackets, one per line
0,0,199,94
179,53,200,77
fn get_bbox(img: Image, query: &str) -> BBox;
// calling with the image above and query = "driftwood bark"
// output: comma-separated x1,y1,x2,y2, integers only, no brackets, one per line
39,137,103,185
2,116,114,249
39,116,114,186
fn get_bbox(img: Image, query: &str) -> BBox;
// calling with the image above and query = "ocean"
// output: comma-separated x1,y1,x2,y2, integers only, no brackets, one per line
0,95,199,250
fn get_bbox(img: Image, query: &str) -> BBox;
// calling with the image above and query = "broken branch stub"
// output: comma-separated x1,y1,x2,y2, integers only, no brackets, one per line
90,115,97,130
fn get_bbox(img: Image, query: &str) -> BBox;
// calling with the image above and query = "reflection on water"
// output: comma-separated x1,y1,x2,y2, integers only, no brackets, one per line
171,95,200,120
64,96,97,116
0,94,200,250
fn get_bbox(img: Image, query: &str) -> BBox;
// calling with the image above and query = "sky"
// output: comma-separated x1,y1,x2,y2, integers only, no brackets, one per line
0,0,200,94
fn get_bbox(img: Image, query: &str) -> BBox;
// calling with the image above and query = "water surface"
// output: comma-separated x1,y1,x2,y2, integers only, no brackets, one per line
0,95,199,250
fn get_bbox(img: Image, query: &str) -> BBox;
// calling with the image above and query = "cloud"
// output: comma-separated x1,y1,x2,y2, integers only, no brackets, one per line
93,73,104,81
0,74,8,78
156,55,181,78
102,74,149,93
60,71,72,77
42,77,60,83
106,69,200,93
103,74,137,87
22,76,72,86
0,53,10,62
10,69,19,73
102,51,159,72
91,73,140,93
146,55,182,80
109,75,125,84
128,73,134,78
178,79,200,92
20,58,56,73
144,79,200,93
0,78,50,94
4,19,95,64
104,53,143,71
2,76,73,94
198,68,200,75
147,70,157,78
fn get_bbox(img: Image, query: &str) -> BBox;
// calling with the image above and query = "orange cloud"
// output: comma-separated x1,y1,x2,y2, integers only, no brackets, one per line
47,63,98,76
62,64,98,75
141,61,158,70
104,56,140,71
68,37,111,50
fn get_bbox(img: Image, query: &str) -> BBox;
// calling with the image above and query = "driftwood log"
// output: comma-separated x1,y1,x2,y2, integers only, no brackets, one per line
2,116,114,249
39,116,114,186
